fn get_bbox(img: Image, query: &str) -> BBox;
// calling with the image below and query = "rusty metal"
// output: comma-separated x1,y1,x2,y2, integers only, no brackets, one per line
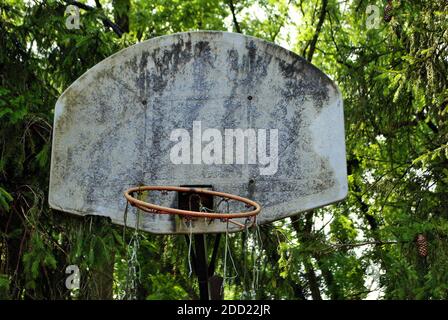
124,186,260,229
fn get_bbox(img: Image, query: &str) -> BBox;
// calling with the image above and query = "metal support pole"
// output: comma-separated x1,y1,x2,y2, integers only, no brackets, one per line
179,186,216,301
184,234,223,300
194,234,210,300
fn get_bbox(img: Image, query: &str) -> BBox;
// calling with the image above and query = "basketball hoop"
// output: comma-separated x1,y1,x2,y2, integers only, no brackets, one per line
124,186,261,230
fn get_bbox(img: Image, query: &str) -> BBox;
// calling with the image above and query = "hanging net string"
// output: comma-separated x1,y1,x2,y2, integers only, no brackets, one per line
239,219,263,300
187,220,193,276
123,186,263,299
122,190,142,300
251,223,263,299
186,193,204,277
220,201,241,297
125,229,141,299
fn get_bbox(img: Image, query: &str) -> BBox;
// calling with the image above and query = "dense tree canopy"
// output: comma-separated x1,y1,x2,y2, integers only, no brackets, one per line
0,0,447,299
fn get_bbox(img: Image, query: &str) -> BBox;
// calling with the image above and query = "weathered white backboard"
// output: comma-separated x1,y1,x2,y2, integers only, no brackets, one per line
49,31,347,234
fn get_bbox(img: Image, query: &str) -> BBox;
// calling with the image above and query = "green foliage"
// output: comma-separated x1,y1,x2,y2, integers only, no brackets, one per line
0,187,13,212
0,0,447,300
0,274,10,299
22,233,57,290
146,274,189,300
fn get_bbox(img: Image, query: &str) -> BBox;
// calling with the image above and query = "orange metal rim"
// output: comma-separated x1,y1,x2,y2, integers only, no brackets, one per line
123,186,261,219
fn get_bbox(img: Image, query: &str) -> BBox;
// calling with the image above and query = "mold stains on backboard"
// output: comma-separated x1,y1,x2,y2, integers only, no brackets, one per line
277,59,331,113
50,32,347,234
146,38,193,94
